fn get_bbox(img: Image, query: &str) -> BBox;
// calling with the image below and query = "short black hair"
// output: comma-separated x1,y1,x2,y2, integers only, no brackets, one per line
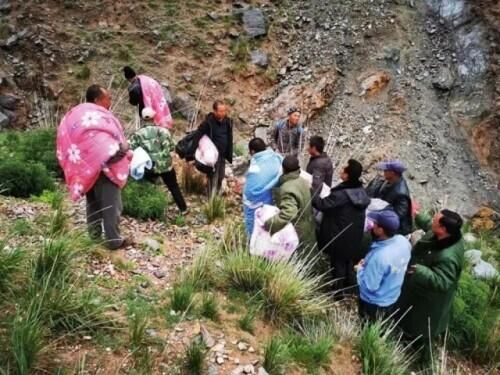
213,100,225,111
249,138,266,153
439,209,463,238
344,159,363,181
309,136,325,153
282,155,300,173
86,84,104,103
123,66,136,80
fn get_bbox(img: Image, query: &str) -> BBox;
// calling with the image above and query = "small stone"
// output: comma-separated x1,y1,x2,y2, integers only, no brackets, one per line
237,342,248,351
201,325,216,348
242,8,267,38
248,346,255,353
231,366,245,375
0,111,9,128
153,270,166,279
207,11,219,21
216,356,224,365
250,50,269,68
257,368,269,375
83,335,92,340
243,364,255,374
208,365,219,375
463,233,477,243
144,238,161,252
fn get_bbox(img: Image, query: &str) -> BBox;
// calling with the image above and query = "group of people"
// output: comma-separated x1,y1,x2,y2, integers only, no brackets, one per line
56,67,466,351
244,110,465,347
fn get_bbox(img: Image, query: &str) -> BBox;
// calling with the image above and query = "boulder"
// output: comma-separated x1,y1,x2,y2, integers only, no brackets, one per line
242,9,267,38
0,0,10,12
432,67,455,91
171,93,198,124
358,71,391,96
250,50,269,68
0,111,9,129
0,94,17,110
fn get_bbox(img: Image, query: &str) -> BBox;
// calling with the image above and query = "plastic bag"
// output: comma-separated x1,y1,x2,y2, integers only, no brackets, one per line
300,170,330,198
249,204,299,261
130,147,152,180
364,198,390,232
195,135,219,167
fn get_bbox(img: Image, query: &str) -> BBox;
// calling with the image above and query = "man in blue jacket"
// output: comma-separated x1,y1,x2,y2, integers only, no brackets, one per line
356,210,411,321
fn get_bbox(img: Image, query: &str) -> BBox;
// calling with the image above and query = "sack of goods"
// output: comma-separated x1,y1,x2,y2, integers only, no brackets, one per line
130,147,152,180
194,135,219,174
299,170,330,198
250,204,299,261
175,131,199,161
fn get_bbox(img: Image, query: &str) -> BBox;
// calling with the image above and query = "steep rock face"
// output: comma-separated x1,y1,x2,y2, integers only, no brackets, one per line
426,0,499,178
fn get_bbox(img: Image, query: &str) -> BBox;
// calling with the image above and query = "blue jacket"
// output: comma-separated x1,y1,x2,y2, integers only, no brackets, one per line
243,149,283,235
357,234,411,307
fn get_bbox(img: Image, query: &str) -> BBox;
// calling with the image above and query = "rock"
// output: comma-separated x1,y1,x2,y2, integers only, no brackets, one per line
254,125,268,140
208,365,219,375
463,233,477,243
2,28,27,48
464,249,482,264
248,346,255,353
207,12,219,21
216,356,224,365
171,93,197,124
472,260,498,280
237,341,248,351
0,95,17,111
232,1,250,16
201,325,216,348
153,270,166,279
432,67,455,91
0,111,9,129
257,368,269,375
144,238,161,252
243,364,255,374
242,9,267,38
250,50,269,68
0,0,10,12
358,71,391,96
231,366,245,375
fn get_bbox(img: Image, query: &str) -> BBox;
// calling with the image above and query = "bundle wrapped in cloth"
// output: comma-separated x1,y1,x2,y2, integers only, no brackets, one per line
56,103,130,201
194,135,219,174
250,204,299,261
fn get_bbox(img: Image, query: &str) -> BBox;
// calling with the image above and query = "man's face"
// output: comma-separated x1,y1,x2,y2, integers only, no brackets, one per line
214,104,227,120
383,170,398,182
431,212,446,237
95,88,112,110
371,223,384,240
340,167,349,182
307,144,317,157
288,112,300,126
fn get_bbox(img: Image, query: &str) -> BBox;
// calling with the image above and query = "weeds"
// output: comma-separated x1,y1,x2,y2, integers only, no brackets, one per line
170,283,195,313
0,245,24,294
10,219,34,236
32,238,75,284
263,336,289,375
357,321,412,375
180,163,206,195
203,195,225,223
75,65,91,80
122,181,168,220
230,37,251,72
199,293,219,321
128,311,152,373
238,308,256,334
183,341,205,375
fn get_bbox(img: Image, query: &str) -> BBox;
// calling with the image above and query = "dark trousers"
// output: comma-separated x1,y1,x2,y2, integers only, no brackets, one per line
144,168,187,212
330,255,356,296
358,299,395,323
86,174,123,250
208,157,225,198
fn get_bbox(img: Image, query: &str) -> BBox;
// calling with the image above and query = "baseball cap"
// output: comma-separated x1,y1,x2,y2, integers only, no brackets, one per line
141,107,156,120
367,210,400,232
376,160,407,174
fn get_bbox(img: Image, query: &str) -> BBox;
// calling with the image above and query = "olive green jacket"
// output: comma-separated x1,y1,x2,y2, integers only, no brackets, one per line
397,213,465,338
265,170,316,250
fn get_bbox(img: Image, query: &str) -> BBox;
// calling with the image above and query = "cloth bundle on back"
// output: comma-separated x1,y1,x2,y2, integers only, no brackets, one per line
56,102,130,201
138,75,173,129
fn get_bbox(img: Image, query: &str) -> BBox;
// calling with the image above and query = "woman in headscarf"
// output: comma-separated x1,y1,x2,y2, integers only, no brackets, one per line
313,159,370,296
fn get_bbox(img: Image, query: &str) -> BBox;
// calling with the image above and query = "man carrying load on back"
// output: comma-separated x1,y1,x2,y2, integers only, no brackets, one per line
269,107,305,157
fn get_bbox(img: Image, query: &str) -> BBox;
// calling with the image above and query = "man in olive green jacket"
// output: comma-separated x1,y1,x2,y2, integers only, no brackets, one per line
265,155,316,251
397,209,464,340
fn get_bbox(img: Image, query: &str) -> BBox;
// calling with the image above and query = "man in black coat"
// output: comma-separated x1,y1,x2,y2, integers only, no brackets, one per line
313,159,370,296
197,101,233,197
306,135,333,194
366,160,413,235
123,66,144,116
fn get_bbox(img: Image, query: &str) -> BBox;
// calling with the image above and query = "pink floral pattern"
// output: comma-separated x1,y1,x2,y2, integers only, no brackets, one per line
138,75,173,129
57,103,130,201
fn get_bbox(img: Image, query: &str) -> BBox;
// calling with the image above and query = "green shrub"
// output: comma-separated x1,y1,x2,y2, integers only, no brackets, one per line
203,195,225,223
448,271,499,364
0,159,55,198
357,322,411,375
170,283,195,313
183,341,205,375
75,65,91,80
198,293,219,321
263,336,289,375
122,181,168,220
17,129,60,176
0,245,24,294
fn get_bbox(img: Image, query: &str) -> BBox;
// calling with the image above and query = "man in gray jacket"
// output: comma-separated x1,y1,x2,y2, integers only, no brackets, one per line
269,107,304,156
306,135,333,194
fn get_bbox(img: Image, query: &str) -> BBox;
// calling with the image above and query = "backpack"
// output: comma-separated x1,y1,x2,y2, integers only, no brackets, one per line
175,130,199,161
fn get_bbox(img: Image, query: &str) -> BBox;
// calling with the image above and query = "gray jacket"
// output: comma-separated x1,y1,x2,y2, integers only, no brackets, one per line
306,152,334,193
269,119,304,156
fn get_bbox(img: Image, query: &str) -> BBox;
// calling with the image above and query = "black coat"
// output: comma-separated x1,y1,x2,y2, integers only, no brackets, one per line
306,152,334,193
313,182,370,260
366,176,413,235
198,113,233,164
128,78,144,115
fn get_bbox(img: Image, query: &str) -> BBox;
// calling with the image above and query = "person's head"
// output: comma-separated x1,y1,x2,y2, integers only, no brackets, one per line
141,107,156,121
213,100,227,121
376,160,406,184
431,209,463,240
248,138,266,156
308,136,324,157
282,155,300,174
340,159,363,183
368,210,400,240
123,66,137,82
86,84,111,110
287,107,301,127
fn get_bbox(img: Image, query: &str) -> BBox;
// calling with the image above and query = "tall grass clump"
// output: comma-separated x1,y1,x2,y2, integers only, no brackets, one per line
222,250,269,293
128,311,153,373
199,293,219,321
33,238,76,284
448,271,499,364
183,341,205,375
122,181,168,220
180,163,206,195
179,248,218,290
0,244,24,294
263,336,289,375
203,195,225,223
357,321,412,375
170,283,195,313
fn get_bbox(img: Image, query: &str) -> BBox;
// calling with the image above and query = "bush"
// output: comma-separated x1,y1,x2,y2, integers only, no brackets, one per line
0,159,55,198
263,336,289,375
448,271,499,364
122,181,168,220
170,283,195,313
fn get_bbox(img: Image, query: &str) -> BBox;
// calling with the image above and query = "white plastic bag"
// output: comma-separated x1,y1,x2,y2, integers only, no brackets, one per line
300,170,330,198
364,198,390,232
250,204,299,261
195,135,219,167
130,147,153,180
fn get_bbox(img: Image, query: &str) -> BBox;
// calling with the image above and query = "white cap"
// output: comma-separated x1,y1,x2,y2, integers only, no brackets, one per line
141,107,156,120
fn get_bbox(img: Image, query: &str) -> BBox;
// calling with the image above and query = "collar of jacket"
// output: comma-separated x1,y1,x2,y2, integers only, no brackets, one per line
331,180,363,190
420,231,462,251
279,169,301,185
310,152,328,160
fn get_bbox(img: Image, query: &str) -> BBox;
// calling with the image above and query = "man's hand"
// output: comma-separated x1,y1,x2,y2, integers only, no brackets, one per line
354,259,364,272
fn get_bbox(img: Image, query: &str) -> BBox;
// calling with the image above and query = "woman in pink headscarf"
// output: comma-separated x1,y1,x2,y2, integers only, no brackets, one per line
57,84,131,250
124,66,173,129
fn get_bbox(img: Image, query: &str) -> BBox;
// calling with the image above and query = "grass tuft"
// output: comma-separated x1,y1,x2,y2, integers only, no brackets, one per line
183,341,205,375
263,336,289,375
203,195,225,223
180,163,206,195
122,181,168,220
170,283,195,313
238,308,256,334
0,244,24,294
199,293,219,321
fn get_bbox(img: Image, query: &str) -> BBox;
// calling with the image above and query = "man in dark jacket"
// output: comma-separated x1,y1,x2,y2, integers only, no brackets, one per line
313,159,370,295
397,209,464,341
197,101,233,197
269,107,304,156
124,66,144,116
366,160,413,235
306,135,333,194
